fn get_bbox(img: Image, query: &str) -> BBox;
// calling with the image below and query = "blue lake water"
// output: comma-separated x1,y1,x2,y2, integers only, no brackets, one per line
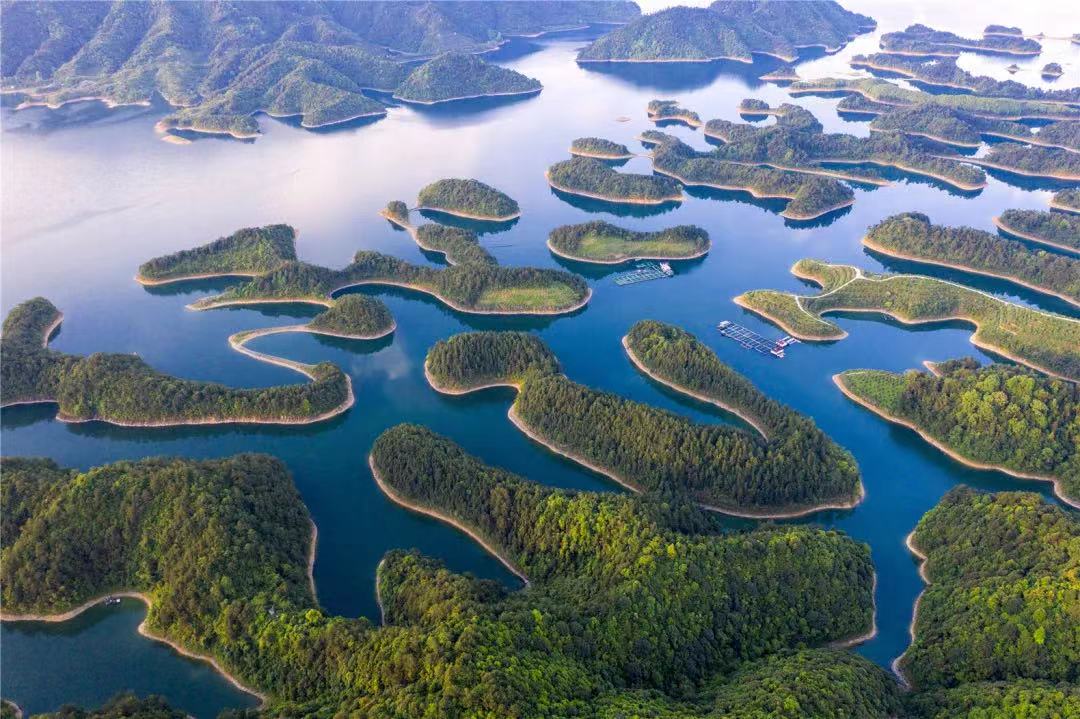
2,3,1078,716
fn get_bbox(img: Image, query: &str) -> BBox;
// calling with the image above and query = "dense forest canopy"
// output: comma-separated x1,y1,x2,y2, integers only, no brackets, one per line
864,212,1080,305
836,359,1080,504
548,156,683,203
0,298,351,425
878,24,1041,57
548,220,710,262
570,137,633,158
737,259,1080,381
995,209,1080,254
416,178,520,220
426,329,862,514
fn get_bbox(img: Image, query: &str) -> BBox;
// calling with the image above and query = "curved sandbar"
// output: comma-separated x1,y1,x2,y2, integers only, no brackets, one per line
414,206,521,222
834,372,1079,509
861,233,1080,310
136,270,262,286
393,87,542,106
545,170,683,205
368,455,529,586
0,591,267,704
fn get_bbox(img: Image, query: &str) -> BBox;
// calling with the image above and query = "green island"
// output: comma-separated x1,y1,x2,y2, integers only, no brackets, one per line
863,212,1080,308
759,65,800,82
835,359,1080,506
569,137,634,159
866,105,1080,153
0,429,888,717
190,247,590,316
994,209,1080,255
380,202,494,266
392,52,541,104
735,259,1080,381
576,2,874,64
850,53,1080,106
737,98,773,115
136,224,298,285
547,220,710,264
424,328,863,517
699,103,986,190
983,24,1023,37
1051,188,1080,213
0,297,368,426
647,99,702,128
952,143,1080,181
2,1,638,139
415,178,520,221
648,132,857,220
1043,62,1064,78
896,487,1080,693
547,156,684,205
878,23,1042,57
790,77,1080,122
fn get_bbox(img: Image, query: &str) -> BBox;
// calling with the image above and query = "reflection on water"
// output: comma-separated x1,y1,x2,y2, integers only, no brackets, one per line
2,1,1078,716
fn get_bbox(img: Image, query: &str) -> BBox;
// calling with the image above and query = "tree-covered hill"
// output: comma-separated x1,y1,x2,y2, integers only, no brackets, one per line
577,1,873,63
394,52,541,104
137,224,297,283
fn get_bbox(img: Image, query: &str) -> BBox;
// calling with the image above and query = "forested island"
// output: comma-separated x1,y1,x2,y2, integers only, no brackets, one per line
576,2,874,64
863,212,1080,307
136,225,297,284
2,1,638,139
381,202,494,266
547,157,684,205
191,249,589,316
866,105,1080,153
569,137,634,159
1051,188,1080,213
898,487,1080,692
736,259,1080,381
415,178,520,221
994,209,1080,254
791,77,1080,122
0,297,355,426
698,103,986,191
1043,62,1064,78
392,52,541,104
648,132,857,220
956,143,1080,181
878,24,1042,57
647,100,702,128
835,359,1079,506
547,221,710,263
852,53,1080,106
424,330,863,517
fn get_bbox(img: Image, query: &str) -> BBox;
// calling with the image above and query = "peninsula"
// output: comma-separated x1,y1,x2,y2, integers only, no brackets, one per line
835,359,1079,506
994,209,1080,255
547,220,710,264
424,329,863,517
0,297,357,426
863,212,1080,308
1051,189,1080,213
393,52,541,105
416,178,520,221
380,202,494,266
136,224,297,284
878,23,1042,57
546,156,684,205
735,259,1080,381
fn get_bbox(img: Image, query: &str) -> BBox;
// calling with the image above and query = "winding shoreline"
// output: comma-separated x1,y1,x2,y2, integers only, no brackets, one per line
993,215,1080,255
833,373,1079,509
546,170,683,205
0,592,267,704
413,205,521,222
890,530,929,689
860,234,1080,310
935,154,1080,181
547,237,709,265
393,86,542,106
136,270,262,286
368,456,530,586
568,148,637,160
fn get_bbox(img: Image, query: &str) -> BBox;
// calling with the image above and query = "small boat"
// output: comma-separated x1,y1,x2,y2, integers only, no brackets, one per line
103,596,121,606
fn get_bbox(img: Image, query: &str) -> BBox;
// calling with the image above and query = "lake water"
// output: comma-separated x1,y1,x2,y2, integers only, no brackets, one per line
2,2,1078,716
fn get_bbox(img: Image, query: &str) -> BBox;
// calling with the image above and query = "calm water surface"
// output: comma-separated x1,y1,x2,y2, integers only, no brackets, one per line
2,2,1078,716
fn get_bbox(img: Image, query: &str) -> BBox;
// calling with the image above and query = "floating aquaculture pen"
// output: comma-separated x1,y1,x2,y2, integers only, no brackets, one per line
613,261,674,285
717,321,798,358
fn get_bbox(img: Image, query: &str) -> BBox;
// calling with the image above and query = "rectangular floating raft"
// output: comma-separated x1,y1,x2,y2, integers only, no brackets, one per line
612,261,674,285
717,320,798,358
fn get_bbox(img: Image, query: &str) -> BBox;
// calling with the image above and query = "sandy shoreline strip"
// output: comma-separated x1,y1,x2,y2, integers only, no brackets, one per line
413,205,521,222
135,270,262,286
834,373,1079,509
890,530,929,688
547,237,709,265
